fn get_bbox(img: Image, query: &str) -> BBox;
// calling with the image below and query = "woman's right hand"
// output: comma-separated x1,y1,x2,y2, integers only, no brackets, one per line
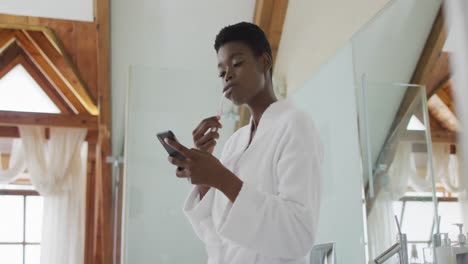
192,116,222,154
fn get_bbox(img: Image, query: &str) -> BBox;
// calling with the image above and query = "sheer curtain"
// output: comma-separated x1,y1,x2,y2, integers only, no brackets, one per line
367,141,412,262
0,139,26,184
444,153,464,193
19,126,88,264
408,143,463,194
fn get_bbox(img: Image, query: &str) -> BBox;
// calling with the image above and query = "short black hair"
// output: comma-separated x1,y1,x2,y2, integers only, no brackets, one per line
214,22,272,61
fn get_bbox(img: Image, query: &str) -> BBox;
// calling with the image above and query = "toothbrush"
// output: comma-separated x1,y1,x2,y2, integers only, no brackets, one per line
217,91,227,120
212,91,227,133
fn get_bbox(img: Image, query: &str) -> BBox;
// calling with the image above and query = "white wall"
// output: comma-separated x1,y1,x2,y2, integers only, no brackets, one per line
274,0,392,94
291,44,367,264
0,0,93,21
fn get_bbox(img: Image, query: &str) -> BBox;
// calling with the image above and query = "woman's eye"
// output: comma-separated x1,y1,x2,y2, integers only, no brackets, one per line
219,72,226,78
233,61,243,67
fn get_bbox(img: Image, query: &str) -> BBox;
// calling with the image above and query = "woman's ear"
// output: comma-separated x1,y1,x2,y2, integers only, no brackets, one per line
260,53,273,74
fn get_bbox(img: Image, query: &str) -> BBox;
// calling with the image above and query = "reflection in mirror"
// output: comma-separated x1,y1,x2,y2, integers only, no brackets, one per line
352,0,466,263
310,243,335,264
357,82,438,263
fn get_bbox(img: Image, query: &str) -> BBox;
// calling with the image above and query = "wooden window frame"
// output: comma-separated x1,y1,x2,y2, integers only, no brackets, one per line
0,188,41,264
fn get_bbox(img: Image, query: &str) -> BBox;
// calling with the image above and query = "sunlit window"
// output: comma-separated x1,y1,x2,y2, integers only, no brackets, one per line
0,65,60,113
407,115,426,131
393,195,462,261
0,190,42,264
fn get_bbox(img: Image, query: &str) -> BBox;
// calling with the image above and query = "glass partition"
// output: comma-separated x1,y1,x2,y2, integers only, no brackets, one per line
121,65,237,263
356,80,439,263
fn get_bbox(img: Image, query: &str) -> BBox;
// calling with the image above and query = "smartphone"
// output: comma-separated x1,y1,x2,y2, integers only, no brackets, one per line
156,130,186,171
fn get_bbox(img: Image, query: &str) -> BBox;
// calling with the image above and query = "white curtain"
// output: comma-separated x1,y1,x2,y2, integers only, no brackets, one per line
442,150,464,193
408,143,463,194
367,141,412,262
0,139,26,184
19,126,88,264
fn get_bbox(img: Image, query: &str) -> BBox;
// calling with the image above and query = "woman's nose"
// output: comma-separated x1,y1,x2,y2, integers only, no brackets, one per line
224,68,233,82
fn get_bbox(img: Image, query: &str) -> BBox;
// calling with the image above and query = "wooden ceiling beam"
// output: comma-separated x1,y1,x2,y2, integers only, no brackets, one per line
254,0,274,32
92,0,113,261
428,76,458,133
0,29,15,52
427,94,460,132
0,42,22,78
427,52,451,97
14,30,87,114
16,51,75,114
2,38,80,114
253,0,289,64
0,111,98,128
0,43,74,113
430,113,446,132
435,79,455,111
25,30,98,115
412,8,448,85
0,126,98,143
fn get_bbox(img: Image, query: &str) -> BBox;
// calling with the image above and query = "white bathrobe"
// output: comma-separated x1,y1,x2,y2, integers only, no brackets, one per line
183,99,323,264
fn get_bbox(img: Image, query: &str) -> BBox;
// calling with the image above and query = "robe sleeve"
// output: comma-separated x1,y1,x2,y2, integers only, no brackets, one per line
182,134,237,257
183,187,222,257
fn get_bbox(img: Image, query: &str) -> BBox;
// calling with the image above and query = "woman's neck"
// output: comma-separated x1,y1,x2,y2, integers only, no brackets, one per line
247,88,277,130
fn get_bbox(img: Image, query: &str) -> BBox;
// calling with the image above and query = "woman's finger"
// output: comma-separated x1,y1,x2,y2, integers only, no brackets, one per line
175,168,190,178
165,138,193,159
193,116,221,134
199,140,216,151
193,118,222,141
196,131,219,147
168,156,191,169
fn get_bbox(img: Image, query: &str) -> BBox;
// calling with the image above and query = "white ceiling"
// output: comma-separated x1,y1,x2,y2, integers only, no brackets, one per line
444,21,460,53
111,0,256,155
0,0,93,21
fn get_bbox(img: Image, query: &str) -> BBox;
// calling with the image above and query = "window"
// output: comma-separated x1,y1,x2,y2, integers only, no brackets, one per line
0,188,43,264
393,194,462,261
407,115,426,131
0,64,60,113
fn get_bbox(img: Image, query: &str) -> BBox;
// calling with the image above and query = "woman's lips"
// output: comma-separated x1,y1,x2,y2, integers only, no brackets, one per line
225,87,233,97
224,85,234,98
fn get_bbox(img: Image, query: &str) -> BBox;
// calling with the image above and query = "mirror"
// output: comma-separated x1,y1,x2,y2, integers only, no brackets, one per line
356,81,438,262
310,243,335,264
352,0,465,262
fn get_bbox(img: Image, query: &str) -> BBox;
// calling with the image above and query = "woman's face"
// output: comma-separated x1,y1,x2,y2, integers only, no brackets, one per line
217,42,269,106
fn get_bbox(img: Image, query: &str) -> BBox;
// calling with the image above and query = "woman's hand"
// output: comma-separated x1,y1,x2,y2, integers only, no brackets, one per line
192,116,222,154
165,138,242,202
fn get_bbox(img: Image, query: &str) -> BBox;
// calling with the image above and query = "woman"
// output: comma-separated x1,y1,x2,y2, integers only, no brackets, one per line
165,22,323,264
